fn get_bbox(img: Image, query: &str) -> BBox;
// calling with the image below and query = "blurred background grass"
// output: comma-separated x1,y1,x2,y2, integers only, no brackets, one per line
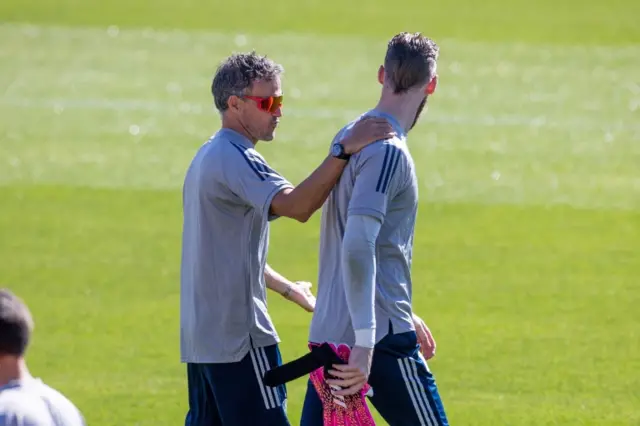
2,0,640,44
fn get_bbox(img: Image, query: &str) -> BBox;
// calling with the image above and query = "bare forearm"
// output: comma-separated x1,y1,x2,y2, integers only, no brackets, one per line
271,156,347,222
295,155,346,214
270,117,395,223
264,263,294,297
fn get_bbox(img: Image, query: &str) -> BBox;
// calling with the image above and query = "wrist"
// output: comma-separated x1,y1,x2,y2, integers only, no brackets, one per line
331,142,352,159
354,328,376,348
281,283,293,299
342,143,355,155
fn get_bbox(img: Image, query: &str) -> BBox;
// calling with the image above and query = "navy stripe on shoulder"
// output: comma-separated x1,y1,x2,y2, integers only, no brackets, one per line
229,141,266,181
382,147,402,194
376,144,402,194
375,144,392,193
246,151,276,175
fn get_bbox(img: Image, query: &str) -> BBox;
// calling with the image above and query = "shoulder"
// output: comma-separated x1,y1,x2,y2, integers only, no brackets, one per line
354,136,409,165
213,136,268,169
0,380,83,425
36,383,85,425
330,112,370,147
0,383,38,407
196,134,272,186
0,388,49,425
350,137,410,194
40,382,82,410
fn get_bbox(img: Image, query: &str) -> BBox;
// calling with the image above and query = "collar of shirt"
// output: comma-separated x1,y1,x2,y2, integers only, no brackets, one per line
367,109,407,139
218,128,255,149
0,377,42,392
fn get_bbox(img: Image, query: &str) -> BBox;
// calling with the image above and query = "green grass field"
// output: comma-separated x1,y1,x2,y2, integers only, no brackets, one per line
1,0,639,424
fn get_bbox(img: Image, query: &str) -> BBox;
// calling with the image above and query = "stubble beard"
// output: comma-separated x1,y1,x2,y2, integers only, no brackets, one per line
410,96,428,131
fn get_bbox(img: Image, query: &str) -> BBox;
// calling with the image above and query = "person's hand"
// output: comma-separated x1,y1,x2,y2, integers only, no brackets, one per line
413,313,436,360
326,346,373,396
340,117,396,154
283,281,315,312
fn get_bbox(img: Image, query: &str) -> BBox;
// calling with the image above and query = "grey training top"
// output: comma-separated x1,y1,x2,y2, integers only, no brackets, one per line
0,378,85,426
180,128,293,363
309,110,419,346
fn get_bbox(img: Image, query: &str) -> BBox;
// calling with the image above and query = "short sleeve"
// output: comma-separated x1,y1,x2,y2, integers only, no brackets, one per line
222,141,293,219
348,142,406,222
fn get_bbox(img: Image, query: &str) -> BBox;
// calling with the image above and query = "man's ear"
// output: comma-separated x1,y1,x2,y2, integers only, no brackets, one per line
227,95,241,112
378,65,385,85
425,74,438,95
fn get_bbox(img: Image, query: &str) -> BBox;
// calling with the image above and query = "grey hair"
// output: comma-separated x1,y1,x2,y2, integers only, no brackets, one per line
211,51,284,112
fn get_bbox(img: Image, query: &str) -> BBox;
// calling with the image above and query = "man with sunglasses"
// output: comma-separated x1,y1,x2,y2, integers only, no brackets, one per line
298,32,450,425
180,51,394,426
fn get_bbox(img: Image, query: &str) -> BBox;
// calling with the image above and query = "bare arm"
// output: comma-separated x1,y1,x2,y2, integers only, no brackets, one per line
270,117,394,222
270,156,348,222
265,263,315,312
264,263,295,297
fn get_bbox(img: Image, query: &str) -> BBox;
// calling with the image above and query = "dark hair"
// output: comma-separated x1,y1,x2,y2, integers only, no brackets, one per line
211,51,284,112
384,32,439,94
0,289,33,356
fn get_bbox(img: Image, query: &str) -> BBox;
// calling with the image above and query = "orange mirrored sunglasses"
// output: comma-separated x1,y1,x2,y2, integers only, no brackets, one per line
244,95,283,114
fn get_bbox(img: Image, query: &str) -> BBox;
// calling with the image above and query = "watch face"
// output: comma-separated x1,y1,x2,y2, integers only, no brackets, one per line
331,144,342,156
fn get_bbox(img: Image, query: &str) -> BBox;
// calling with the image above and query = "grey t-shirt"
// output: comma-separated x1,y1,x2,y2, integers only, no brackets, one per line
180,128,293,363
0,378,85,426
309,110,419,346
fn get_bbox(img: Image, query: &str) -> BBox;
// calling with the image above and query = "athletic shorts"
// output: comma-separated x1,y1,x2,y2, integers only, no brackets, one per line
301,331,449,426
185,343,289,426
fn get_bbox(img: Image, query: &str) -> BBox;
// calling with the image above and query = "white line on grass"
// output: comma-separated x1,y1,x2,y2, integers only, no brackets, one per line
0,22,638,211
1,96,638,133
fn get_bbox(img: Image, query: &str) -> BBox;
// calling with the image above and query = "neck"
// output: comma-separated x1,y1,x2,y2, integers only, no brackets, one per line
0,356,30,388
374,89,426,133
221,115,257,145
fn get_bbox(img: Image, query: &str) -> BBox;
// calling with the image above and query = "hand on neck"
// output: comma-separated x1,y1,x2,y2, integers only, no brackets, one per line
0,356,30,388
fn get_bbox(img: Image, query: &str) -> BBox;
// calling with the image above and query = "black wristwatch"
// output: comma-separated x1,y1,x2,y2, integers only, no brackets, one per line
330,143,351,161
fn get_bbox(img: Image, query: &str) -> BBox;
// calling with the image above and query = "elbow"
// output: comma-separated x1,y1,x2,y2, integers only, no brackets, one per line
342,242,371,267
292,209,313,223
342,241,376,276
286,200,314,223
342,244,359,262
279,208,312,223
272,191,314,223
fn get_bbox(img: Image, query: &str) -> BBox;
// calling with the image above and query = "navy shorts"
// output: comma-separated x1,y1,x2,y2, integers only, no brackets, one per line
301,331,449,426
185,344,290,426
